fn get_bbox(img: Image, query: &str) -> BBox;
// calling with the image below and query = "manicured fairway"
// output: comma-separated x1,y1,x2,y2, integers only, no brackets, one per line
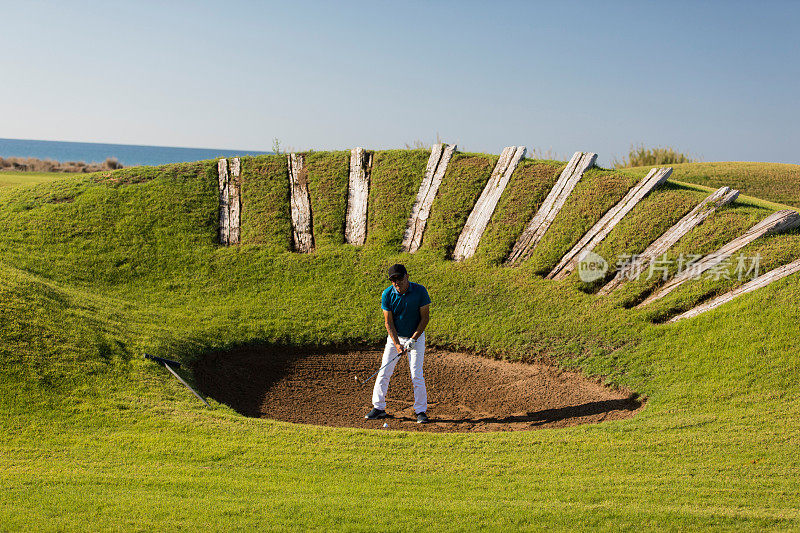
628,162,800,209
0,170,64,187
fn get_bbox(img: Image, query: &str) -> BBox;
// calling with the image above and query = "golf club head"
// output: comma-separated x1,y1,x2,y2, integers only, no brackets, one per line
144,353,181,368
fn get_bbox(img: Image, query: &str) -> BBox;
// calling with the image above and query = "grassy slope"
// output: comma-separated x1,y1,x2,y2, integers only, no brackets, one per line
366,149,430,249
239,155,292,250
305,150,350,248
520,167,642,276
475,159,563,264
420,152,498,258
630,162,800,208
0,170,65,187
2,156,800,530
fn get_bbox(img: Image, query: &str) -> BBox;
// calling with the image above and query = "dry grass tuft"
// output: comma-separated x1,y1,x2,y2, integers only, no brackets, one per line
613,144,693,168
0,156,123,173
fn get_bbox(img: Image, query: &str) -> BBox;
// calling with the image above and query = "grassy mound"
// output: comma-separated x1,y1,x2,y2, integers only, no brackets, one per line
630,161,800,208
0,169,63,187
2,154,800,529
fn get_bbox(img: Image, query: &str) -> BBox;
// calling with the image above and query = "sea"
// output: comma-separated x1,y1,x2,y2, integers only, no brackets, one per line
0,138,272,167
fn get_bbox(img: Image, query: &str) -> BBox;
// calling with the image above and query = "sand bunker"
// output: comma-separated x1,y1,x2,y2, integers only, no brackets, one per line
194,346,642,432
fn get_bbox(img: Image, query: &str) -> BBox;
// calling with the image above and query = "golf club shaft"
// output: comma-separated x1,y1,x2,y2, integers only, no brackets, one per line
162,362,211,407
361,348,406,386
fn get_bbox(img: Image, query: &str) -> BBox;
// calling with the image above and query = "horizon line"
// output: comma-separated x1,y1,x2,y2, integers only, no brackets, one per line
0,136,273,155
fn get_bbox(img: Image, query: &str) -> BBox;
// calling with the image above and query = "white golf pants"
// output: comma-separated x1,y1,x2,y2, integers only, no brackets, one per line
372,333,427,414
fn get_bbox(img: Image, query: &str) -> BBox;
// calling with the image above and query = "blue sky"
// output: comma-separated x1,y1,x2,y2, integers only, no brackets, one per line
2,0,798,165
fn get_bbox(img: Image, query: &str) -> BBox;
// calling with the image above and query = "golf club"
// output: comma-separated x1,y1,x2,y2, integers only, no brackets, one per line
354,348,407,387
145,353,210,407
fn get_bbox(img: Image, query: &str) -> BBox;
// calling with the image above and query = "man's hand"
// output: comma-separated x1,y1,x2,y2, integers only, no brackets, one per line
403,338,416,352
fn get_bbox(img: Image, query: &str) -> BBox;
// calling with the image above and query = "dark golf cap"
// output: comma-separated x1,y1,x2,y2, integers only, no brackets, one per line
387,264,407,279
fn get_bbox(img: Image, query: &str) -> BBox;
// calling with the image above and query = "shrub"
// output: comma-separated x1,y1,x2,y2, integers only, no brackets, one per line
0,156,125,173
104,157,123,170
614,144,693,168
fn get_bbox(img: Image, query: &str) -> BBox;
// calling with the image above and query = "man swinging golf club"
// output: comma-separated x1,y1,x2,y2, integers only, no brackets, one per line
365,264,431,424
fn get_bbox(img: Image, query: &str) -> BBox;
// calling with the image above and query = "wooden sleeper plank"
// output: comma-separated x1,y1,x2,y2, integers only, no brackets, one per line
669,258,800,322
638,209,800,307
288,153,314,253
548,167,672,280
345,147,373,246
506,151,597,265
453,145,526,261
218,158,230,245
228,157,241,245
401,143,456,253
598,186,738,295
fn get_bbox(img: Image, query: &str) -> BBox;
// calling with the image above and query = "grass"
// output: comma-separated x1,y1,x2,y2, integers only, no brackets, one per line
366,149,430,248
419,152,498,258
578,183,710,292
519,167,642,275
239,155,292,250
630,161,800,208
2,153,800,530
0,170,64,187
613,144,693,168
305,150,350,248
632,228,800,323
474,159,562,264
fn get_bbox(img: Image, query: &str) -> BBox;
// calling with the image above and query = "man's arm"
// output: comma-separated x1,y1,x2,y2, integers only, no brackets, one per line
383,310,404,353
411,304,430,341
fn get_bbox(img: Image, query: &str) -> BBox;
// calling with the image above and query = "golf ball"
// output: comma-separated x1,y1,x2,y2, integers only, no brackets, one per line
382,422,389,428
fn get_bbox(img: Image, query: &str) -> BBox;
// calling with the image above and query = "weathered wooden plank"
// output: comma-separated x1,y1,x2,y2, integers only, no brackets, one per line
453,145,526,261
669,258,800,322
598,186,739,295
400,143,444,253
218,158,230,245
288,153,314,253
345,147,373,245
401,143,456,253
548,167,672,280
506,151,597,265
638,209,800,307
228,157,241,245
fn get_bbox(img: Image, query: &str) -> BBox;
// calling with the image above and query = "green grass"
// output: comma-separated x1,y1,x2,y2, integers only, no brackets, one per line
366,149,430,248
419,152,498,258
474,159,562,264
2,154,800,530
630,161,800,209
305,150,350,248
576,183,710,292
520,167,642,275
0,170,65,187
239,155,292,250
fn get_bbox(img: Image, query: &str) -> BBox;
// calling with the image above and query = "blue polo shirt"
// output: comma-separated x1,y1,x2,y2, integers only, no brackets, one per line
381,282,431,338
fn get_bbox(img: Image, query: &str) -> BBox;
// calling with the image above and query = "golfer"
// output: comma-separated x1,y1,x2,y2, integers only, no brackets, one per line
365,264,431,424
